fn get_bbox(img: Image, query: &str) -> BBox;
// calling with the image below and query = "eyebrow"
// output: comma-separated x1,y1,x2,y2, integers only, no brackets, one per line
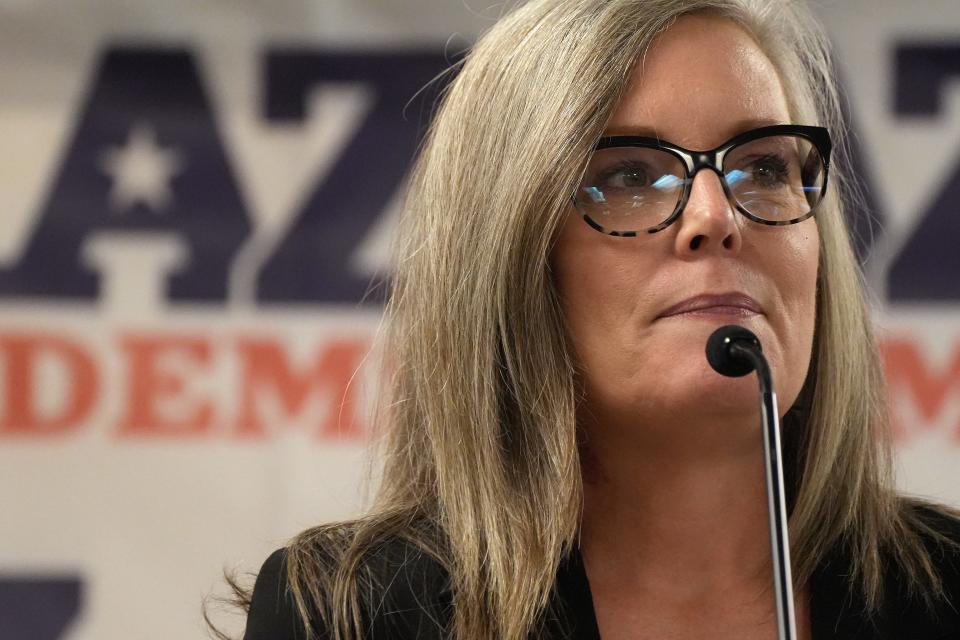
601,118,788,140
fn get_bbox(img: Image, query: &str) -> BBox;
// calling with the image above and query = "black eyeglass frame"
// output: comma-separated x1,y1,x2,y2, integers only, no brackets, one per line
574,124,833,237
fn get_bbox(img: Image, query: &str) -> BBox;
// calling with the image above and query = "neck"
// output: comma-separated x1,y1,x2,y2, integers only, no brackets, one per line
579,419,776,601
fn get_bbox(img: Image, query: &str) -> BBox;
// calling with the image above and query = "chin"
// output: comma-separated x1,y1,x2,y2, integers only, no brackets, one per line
584,363,762,431
680,365,762,415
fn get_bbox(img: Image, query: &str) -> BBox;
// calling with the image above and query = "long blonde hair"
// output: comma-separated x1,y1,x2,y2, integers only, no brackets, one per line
276,1,958,638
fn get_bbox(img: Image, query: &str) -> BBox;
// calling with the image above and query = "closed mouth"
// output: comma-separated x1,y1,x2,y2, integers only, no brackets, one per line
658,292,763,318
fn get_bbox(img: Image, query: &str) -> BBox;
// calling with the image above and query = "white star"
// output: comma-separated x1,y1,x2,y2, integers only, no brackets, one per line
100,124,185,214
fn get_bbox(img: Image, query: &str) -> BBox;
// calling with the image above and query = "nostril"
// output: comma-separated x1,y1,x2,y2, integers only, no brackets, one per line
688,234,735,251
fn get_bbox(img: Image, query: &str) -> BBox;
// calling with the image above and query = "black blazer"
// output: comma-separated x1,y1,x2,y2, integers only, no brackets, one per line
244,506,960,639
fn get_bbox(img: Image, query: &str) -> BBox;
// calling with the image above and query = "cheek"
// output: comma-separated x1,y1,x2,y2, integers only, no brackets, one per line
773,224,819,409
551,217,659,375
795,226,819,331
781,226,818,317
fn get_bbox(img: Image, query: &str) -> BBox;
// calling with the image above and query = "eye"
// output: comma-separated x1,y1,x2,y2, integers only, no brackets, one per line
746,154,790,187
595,161,653,189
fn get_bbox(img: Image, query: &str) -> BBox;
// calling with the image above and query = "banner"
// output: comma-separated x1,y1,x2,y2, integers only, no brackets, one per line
0,1,958,638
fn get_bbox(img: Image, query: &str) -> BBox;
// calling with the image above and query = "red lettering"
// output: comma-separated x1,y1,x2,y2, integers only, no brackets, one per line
236,337,367,439
881,338,960,439
117,334,213,437
0,333,98,436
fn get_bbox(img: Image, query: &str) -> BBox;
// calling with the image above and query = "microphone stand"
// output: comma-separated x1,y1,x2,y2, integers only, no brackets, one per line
728,341,797,640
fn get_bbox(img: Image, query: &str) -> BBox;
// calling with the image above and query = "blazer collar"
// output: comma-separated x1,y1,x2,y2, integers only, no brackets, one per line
552,542,960,640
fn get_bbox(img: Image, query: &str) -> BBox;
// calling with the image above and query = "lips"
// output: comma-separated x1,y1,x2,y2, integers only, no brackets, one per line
658,292,763,318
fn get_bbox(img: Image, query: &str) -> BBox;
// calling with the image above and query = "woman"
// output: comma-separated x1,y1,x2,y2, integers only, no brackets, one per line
238,0,960,638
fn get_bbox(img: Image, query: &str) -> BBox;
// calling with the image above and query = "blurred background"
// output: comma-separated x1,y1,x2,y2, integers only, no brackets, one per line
0,0,958,638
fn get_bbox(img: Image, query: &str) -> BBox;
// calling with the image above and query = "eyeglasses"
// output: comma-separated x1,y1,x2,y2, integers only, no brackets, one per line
572,124,832,237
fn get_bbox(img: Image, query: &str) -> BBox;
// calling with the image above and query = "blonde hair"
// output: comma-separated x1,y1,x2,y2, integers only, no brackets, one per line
271,1,959,638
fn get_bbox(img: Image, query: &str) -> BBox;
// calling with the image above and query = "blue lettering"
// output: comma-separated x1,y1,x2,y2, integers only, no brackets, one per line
889,43,960,301
0,577,82,640
257,50,452,304
0,47,251,302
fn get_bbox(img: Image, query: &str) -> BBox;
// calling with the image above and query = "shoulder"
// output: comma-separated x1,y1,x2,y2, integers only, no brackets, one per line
898,498,960,581
907,500,960,587
360,536,453,638
244,537,452,640
886,499,960,638
245,548,310,640
814,499,960,639
905,499,960,540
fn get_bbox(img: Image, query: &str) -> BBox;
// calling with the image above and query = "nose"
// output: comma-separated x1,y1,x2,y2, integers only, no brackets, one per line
673,169,742,256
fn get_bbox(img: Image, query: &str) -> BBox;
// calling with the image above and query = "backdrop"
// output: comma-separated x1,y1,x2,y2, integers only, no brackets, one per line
1,1,959,638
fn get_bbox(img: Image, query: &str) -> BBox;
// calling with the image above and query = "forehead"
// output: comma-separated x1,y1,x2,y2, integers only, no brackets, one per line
605,14,791,149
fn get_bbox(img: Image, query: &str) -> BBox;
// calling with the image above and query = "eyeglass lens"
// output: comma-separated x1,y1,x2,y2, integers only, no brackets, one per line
575,134,826,234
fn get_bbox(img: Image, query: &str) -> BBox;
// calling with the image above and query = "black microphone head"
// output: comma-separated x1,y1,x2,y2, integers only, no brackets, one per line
705,325,760,377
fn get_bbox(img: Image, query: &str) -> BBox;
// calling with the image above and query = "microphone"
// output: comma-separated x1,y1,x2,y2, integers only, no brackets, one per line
705,325,797,640
705,324,761,378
